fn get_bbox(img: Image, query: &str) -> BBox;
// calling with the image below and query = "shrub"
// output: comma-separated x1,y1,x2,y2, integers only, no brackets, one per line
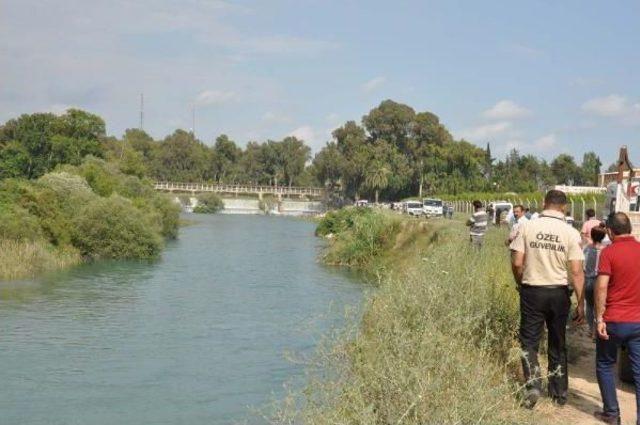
193,192,224,214
319,208,401,267
72,195,163,259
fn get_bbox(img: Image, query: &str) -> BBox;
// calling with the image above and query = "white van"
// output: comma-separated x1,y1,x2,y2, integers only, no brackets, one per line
423,198,444,217
487,201,513,226
405,201,424,217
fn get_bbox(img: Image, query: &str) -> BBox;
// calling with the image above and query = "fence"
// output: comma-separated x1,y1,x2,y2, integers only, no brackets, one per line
449,196,603,228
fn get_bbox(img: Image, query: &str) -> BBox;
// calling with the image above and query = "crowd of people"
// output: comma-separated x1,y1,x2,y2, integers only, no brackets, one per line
466,190,640,425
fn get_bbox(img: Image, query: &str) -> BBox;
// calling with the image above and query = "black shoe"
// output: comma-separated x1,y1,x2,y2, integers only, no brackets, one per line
593,411,621,425
551,396,567,407
522,388,540,409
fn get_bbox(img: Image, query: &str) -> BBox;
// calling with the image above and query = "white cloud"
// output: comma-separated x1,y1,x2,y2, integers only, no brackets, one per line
582,94,640,125
362,76,386,93
533,133,556,150
582,95,629,117
482,100,531,120
457,121,513,141
194,90,237,106
289,125,315,143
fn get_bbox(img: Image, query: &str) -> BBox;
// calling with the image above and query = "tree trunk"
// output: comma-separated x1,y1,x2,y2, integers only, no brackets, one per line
419,174,424,199
375,189,379,204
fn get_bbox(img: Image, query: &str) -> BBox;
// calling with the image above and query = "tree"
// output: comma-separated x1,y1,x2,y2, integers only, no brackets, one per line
152,130,209,182
364,162,390,204
211,134,241,183
551,154,581,185
280,136,311,187
581,152,602,186
362,100,416,152
312,142,344,188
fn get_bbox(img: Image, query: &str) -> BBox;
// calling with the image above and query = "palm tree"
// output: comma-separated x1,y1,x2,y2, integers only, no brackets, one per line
365,164,390,204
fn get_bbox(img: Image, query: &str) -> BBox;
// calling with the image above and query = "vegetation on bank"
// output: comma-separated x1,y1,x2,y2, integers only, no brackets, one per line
0,157,180,281
193,192,224,214
280,208,533,424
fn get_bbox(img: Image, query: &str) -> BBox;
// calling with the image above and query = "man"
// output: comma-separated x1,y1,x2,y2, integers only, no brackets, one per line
581,208,602,246
510,190,585,408
525,207,532,220
565,210,575,227
466,200,488,247
507,204,529,245
593,213,640,425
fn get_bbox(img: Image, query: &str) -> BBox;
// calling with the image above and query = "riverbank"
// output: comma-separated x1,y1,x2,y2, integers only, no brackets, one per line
0,157,180,281
280,208,535,424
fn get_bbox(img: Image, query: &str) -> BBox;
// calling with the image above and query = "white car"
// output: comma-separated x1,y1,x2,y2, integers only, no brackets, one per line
405,201,424,217
423,198,444,217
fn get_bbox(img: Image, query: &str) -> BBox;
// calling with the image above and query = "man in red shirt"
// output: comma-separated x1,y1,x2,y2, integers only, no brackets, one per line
594,212,640,425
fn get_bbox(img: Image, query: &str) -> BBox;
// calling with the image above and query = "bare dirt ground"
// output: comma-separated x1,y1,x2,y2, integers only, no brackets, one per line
537,326,637,425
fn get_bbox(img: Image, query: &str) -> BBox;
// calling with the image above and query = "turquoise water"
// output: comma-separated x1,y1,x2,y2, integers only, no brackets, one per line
0,215,363,425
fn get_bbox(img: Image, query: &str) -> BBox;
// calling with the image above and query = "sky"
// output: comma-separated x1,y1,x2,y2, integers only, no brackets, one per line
1,0,639,166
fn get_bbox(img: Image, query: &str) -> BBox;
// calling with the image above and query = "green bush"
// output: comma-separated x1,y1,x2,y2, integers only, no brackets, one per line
193,192,224,214
315,207,374,237
318,208,401,267
72,195,163,259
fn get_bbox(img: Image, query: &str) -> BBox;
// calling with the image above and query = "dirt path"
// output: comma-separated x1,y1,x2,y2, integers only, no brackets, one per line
539,327,637,425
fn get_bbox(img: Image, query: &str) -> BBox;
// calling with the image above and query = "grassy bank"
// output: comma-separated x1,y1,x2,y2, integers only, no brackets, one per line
280,208,533,424
0,156,180,281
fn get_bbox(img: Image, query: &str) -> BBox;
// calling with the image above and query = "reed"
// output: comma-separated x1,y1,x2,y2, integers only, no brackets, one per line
0,239,81,281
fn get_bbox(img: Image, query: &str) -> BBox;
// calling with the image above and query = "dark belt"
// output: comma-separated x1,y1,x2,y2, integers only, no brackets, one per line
520,283,568,290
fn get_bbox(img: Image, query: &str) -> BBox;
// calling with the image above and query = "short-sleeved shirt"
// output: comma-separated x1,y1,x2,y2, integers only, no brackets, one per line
509,209,584,286
598,236,640,322
581,219,602,245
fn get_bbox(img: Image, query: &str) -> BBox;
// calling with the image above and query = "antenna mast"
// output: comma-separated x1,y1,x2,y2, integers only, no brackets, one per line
139,93,144,130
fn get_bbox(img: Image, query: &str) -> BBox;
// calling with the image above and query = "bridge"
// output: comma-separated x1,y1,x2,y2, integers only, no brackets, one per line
154,182,326,199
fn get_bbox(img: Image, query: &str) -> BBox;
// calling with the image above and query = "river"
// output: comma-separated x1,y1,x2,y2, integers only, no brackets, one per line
0,215,364,425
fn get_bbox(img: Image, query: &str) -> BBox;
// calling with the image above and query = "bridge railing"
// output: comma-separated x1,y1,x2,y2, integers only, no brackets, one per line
154,182,325,196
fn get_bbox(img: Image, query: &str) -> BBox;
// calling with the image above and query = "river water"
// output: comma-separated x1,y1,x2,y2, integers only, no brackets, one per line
0,215,363,425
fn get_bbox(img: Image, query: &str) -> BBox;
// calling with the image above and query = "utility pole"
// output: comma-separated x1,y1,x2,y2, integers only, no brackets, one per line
139,93,144,130
192,105,196,139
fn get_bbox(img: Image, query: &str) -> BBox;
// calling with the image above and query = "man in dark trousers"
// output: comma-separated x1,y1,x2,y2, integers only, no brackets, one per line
594,213,640,425
510,190,585,408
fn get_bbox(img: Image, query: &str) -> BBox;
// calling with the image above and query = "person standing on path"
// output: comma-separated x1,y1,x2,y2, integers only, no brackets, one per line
581,208,602,247
466,200,488,248
593,213,640,425
584,225,606,339
506,204,529,246
510,190,585,408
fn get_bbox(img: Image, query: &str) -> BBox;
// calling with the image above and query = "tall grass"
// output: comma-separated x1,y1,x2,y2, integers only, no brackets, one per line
276,210,534,424
0,239,81,281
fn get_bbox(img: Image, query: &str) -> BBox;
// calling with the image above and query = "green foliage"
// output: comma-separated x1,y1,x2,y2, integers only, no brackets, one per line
318,208,401,267
72,195,163,259
0,110,104,179
282,217,532,424
193,192,224,214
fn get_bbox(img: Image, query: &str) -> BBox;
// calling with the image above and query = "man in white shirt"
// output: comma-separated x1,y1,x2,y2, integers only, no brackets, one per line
507,204,529,245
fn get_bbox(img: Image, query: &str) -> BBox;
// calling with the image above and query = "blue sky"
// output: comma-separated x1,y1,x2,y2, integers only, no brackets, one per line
1,0,639,166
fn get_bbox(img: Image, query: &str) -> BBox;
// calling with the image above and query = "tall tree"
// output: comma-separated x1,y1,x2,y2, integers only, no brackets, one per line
581,151,602,186
551,154,581,185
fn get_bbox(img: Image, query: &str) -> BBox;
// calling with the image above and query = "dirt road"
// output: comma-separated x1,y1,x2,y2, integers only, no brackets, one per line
539,327,637,425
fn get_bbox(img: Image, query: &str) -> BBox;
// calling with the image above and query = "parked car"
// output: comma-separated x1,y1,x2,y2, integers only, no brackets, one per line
423,198,444,217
